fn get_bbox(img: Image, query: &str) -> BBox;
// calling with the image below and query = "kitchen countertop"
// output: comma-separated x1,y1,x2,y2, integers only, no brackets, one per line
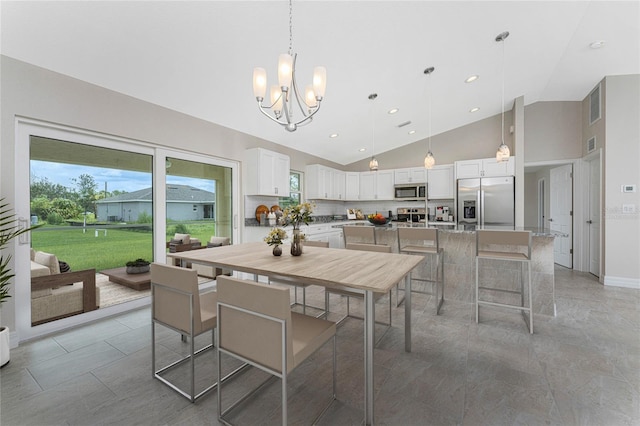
332,221,568,238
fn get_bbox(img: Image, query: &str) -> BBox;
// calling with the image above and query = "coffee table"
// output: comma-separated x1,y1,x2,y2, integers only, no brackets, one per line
101,267,151,291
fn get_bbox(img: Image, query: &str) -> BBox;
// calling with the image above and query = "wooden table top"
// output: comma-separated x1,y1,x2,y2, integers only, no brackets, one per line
167,242,422,293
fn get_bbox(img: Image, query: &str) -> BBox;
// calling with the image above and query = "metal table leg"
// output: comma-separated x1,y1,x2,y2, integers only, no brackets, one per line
364,290,375,425
405,274,412,352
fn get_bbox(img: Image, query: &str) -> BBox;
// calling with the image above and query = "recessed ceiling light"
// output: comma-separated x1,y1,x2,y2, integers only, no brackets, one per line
359,148,366,152
589,40,605,49
469,107,480,113
408,130,416,135
465,75,479,83
388,108,399,114
329,133,339,138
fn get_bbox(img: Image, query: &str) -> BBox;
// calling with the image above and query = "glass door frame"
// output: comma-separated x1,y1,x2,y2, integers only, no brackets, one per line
14,118,239,343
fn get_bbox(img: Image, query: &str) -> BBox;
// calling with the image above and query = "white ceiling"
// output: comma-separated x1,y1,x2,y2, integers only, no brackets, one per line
2,1,638,165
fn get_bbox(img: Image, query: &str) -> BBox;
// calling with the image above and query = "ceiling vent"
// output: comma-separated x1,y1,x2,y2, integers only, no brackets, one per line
589,84,601,125
397,120,412,128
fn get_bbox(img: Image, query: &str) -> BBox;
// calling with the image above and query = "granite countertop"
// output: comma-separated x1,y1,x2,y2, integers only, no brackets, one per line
332,222,568,237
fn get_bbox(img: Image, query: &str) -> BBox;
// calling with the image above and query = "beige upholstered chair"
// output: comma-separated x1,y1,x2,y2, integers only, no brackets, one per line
269,240,329,315
216,276,337,425
343,225,376,246
475,230,533,333
397,227,445,314
325,243,393,330
151,263,217,402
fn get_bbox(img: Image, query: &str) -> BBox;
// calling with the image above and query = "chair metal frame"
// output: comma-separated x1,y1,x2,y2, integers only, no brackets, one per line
216,294,336,425
151,281,216,402
475,230,533,333
396,227,445,314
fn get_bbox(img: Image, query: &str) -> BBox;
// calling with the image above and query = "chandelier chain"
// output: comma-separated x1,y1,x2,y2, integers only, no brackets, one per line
288,0,293,55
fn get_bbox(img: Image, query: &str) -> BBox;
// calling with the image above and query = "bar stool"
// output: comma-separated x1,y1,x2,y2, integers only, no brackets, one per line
343,225,376,247
397,227,444,314
475,230,533,333
268,240,329,316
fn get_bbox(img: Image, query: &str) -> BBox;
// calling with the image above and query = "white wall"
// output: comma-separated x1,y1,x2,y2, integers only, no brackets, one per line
603,75,640,287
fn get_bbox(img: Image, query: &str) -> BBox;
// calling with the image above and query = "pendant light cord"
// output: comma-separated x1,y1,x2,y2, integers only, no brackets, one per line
428,72,432,152
500,35,505,145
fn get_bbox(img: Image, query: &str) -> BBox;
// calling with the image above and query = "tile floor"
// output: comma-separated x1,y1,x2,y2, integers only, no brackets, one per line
1,266,639,425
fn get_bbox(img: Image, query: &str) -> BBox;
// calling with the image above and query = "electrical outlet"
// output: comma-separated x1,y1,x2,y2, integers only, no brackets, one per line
622,204,636,214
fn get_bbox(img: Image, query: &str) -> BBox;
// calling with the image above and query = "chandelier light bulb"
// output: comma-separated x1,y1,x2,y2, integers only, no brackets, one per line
313,66,327,99
277,53,293,89
424,151,435,169
270,85,283,115
253,67,267,100
369,157,379,171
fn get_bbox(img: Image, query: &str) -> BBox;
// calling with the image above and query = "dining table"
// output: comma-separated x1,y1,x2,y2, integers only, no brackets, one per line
167,241,422,425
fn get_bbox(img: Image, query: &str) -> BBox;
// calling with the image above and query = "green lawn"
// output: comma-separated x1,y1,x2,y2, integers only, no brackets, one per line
32,222,217,272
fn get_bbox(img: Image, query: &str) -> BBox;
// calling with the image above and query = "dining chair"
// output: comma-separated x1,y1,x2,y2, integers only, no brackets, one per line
397,227,445,314
475,230,533,333
324,243,393,330
342,225,376,246
268,240,329,316
151,263,217,402
216,276,337,425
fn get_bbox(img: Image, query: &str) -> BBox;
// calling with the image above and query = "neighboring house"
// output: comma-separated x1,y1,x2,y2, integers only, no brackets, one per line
96,184,215,222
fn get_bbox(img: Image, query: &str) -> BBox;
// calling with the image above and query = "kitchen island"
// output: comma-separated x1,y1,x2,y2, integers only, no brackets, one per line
335,222,566,317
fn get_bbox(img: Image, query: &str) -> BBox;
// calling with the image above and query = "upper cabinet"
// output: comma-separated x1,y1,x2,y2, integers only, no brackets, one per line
345,172,360,200
245,148,290,197
394,167,426,184
455,156,514,179
427,164,454,199
359,170,394,200
306,164,346,200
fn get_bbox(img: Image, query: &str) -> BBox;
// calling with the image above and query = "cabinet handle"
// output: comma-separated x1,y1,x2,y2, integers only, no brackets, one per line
586,220,593,224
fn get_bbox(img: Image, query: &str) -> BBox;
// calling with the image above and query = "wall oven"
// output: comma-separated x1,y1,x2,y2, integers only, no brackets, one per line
394,184,426,200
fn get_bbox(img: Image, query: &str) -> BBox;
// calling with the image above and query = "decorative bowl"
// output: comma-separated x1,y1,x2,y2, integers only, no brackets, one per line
367,215,391,226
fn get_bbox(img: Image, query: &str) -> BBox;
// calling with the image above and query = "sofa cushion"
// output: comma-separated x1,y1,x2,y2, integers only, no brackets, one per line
208,236,230,247
174,233,191,244
30,261,53,298
34,251,61,275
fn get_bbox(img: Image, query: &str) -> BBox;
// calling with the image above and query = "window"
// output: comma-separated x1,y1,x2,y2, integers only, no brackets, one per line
279,170,302,209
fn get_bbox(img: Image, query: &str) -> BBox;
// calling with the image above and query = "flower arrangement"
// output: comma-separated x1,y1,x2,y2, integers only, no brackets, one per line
280,202,314,230
264,227,287,246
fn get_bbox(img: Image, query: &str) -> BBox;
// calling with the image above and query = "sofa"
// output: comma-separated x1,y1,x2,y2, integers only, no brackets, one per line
30,249,100,325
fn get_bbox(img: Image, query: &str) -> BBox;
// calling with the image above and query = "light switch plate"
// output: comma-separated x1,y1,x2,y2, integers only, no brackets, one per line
622,184,637,193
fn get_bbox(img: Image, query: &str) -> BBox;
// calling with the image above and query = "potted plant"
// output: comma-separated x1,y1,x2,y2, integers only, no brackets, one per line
1,198,41,367
126,258,151,274
264,227,287,256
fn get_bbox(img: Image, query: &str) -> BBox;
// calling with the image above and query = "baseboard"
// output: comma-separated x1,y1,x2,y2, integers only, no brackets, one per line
10,330,19,349
604,275,640,289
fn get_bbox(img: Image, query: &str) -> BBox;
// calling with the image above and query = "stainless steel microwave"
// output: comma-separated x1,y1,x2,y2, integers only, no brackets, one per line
394,185,426,200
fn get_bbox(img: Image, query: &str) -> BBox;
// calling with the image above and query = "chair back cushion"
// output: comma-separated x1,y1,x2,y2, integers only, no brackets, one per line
151,263,202,334
398,227,438,250
476,230,532,258
208,236,231,247
33,251,61,275
217,276,293,374
343,226,376,244
173,233,191,244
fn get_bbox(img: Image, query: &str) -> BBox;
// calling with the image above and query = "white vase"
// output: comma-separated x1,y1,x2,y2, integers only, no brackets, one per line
0,326,10,368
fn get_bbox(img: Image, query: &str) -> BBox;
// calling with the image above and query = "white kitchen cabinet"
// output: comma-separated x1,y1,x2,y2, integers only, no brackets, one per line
394,167,426,184
359,170,395,200
306,164,331,199
306,165,346,200
245,148,290,197
427,164,454,199
345,172,360,200
331,169,346,200
303,223,344,249
455,156,514,179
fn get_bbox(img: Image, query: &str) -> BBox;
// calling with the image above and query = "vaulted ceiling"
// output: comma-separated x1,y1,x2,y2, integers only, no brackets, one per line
2,1,638,165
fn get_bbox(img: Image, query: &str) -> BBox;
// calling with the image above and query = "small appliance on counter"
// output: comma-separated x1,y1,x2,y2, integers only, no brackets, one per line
435,206,450,221
394,207,426,222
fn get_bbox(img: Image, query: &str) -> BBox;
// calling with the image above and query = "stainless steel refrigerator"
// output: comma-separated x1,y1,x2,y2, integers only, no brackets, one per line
457,176,515,228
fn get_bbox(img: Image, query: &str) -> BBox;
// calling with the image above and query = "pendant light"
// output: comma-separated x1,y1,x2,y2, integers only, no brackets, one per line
368,93,379,171
495,31,510,162
423,66,435,169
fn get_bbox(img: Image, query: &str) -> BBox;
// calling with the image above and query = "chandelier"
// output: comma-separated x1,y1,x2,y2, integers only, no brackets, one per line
423,67,435,169
252,0,327,132
495,31,510,162
368,93,379,171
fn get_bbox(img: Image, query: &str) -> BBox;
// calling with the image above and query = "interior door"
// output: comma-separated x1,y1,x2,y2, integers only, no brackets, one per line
588,158,600,276
550,164,573,268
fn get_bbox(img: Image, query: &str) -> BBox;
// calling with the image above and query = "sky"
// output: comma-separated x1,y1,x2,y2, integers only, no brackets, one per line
30,161,215,194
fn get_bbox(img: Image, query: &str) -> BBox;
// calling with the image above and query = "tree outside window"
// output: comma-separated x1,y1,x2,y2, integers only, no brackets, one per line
279,171,302,209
